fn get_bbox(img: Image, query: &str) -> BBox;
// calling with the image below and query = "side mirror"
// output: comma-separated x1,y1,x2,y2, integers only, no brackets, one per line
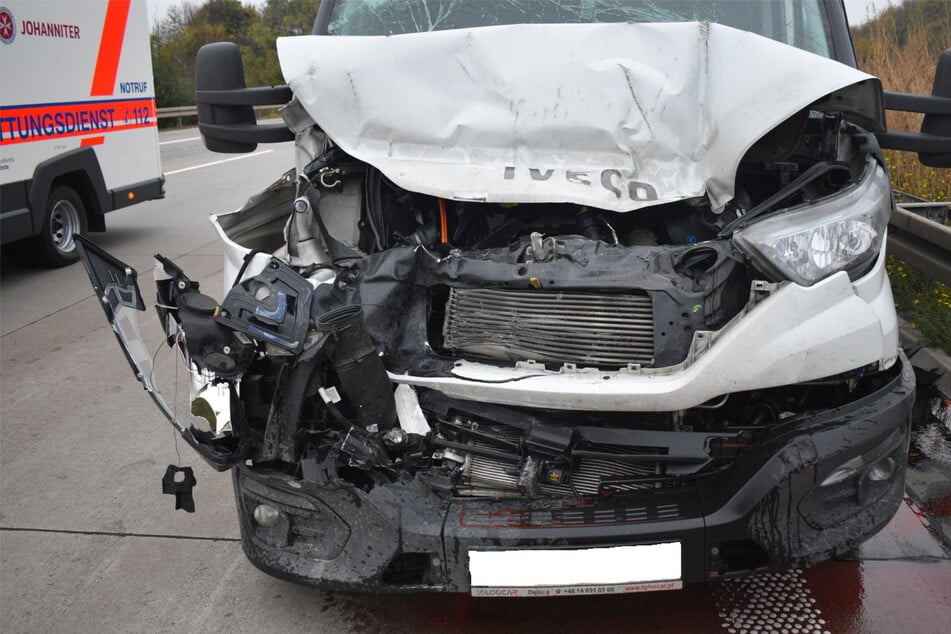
920,49,951,167
195,42,294,153
876,48,951,167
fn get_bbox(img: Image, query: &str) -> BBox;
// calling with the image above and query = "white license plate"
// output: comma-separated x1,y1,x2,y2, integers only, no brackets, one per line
469,542,682,597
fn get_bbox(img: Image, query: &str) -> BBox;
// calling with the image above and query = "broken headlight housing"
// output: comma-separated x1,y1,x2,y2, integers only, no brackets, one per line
733,158,891,286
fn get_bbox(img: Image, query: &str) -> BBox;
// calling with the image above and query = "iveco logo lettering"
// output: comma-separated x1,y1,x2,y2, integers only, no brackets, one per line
0,7,16,44
503,166,658,202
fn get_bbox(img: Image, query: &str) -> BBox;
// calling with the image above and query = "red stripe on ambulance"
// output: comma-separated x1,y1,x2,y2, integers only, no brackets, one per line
90,0,131,97
0,99,155,145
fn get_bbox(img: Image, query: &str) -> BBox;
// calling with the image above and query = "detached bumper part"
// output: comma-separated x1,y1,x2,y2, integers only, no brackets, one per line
75,238,250,471
232,354,913,592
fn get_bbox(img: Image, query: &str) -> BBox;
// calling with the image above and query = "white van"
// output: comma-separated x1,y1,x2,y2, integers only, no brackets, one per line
79,0,951,595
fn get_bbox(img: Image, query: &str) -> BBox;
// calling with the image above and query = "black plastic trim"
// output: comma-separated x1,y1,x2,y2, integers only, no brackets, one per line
876,130,951,153
884,90,951,115
826,0,858,68
231,355,914,592
197,122,294,145
0,180,32,244
314,0,333,34
110,176,165,211
195,86,293,106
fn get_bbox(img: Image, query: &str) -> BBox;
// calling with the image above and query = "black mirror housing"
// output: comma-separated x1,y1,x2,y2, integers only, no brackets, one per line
919,49,951,167
195,42,294,153
876,48,951,167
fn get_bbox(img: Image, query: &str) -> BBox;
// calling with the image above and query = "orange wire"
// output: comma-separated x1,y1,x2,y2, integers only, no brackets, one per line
438,198,449,244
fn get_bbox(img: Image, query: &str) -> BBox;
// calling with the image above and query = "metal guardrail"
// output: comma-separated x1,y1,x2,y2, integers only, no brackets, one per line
156,106,198,119
156,105,276,120
156,107,951,285
889,205,951,286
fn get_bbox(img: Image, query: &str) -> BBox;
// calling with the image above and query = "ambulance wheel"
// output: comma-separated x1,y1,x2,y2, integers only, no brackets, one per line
38,185,87,267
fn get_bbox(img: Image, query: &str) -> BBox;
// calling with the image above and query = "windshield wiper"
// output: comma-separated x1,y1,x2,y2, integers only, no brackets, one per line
719,161,852,237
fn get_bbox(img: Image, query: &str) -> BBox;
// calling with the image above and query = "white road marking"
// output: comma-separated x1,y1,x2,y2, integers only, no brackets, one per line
164,150,275,176
158,136,201,146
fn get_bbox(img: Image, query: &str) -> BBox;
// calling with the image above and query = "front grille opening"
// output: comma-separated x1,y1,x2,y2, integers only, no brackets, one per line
439,287,654,368
458,423,664,497
381,552,433,586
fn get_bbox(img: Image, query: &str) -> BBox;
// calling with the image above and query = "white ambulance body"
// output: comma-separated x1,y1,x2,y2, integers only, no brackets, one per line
0,0,162,266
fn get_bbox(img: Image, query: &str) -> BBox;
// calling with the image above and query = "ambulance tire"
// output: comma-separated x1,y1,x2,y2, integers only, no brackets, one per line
36,185,88,267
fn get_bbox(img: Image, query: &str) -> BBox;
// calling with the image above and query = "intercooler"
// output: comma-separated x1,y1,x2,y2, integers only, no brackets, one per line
459,425,660,497
442,287,654,367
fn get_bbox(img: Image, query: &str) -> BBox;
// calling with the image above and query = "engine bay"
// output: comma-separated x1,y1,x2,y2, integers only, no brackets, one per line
70,102,901,504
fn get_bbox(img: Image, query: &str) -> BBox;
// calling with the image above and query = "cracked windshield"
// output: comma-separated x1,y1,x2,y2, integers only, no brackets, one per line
328,0,831,57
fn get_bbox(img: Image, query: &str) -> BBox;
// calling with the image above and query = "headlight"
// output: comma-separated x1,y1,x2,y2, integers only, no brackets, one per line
733,157,891,286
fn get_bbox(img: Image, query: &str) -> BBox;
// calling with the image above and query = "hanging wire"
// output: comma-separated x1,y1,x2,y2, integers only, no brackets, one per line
171,332,183,466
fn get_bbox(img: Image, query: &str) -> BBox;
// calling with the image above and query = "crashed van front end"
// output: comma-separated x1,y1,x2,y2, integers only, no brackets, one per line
79,19,914,595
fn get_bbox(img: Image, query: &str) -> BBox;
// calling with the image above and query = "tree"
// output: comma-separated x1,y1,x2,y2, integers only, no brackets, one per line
262,0,321,35
151,0,322,107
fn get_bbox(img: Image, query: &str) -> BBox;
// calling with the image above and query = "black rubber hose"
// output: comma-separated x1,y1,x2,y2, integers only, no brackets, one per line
317,305,396,430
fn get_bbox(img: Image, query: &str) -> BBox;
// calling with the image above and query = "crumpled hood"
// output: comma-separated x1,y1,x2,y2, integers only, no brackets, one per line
277,22,883,212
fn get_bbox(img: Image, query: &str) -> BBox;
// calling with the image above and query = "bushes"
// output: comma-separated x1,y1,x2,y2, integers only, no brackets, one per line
888,256,951,351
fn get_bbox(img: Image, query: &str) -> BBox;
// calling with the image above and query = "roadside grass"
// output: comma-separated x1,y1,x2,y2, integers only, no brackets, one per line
887,256,951,351
853,3,951,353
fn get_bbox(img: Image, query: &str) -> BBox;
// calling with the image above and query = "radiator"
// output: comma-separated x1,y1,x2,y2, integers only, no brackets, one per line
442,287,654,367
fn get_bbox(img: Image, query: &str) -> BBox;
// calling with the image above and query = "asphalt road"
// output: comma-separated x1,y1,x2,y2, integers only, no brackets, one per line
2,127,950,632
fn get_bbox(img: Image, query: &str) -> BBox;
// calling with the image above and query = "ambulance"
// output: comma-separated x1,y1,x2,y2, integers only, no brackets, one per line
0,0,162,267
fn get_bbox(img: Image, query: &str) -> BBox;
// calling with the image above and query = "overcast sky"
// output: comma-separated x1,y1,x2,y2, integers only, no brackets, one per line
842,0,894,24
145,0,895,30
